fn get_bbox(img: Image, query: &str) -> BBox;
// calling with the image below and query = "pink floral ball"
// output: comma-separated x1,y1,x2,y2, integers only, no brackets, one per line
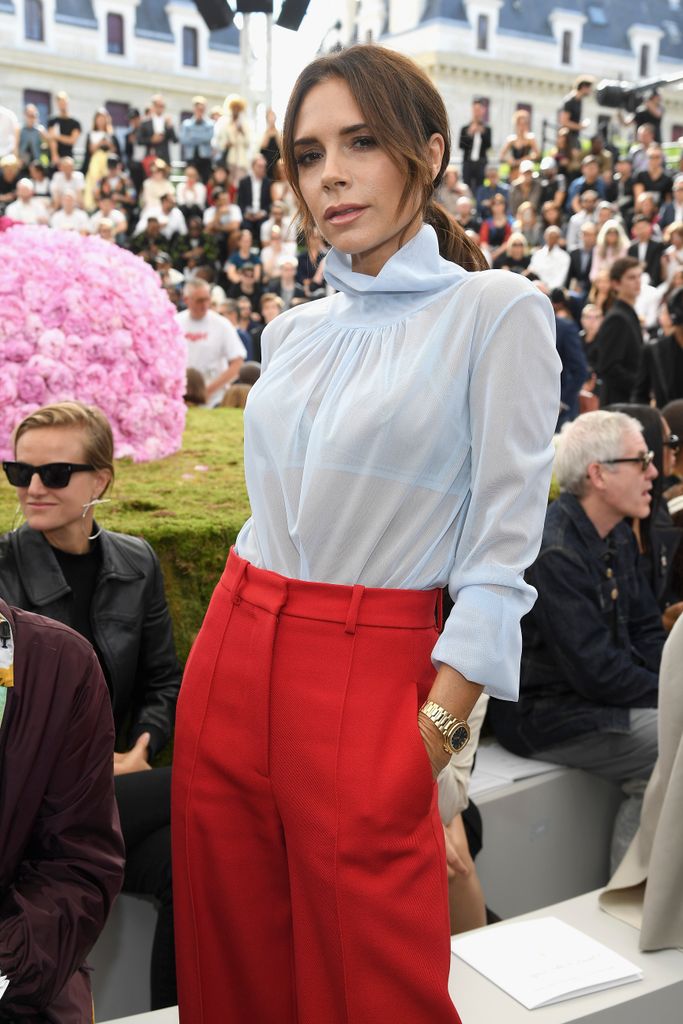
0,225,186,462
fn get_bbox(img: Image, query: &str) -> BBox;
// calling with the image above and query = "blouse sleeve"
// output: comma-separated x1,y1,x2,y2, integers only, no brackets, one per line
431,282,560,700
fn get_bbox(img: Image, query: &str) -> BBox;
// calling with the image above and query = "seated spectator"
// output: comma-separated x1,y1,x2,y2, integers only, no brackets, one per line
155,252,184,289
435,164,468,215
567,154,607,213
529,225,570,290
0,153,21,211
478,192,512,264
540,199,563,231
237,154,272,232
499,108,540,176
489,410,666,871
633,287,683,408
453,195,481,235
206,164,231,206
136,193,187,242
0,599,124,1020
474,164,509,218
634,191,663,240
0,401,181,1008
508,160,542,217
221,361,262,409
662,399,683,493
590,219,630,282
567,221,597,298
551,126,583,185
565,189,599,251
130,215,172,264
588,265,614,315
94,157,137,215
580,301,604,375
538,155,567,209
89,194,127,238
226,228,261,285
595,257,644,405
228,262,263,304
203,191,242,262
177,279,246,406
492,231,530,273
259,198,293,245
175,215,219,273
514,199,543,249
268,255,307,309
661,222,683,289
218,297,252,350
260,224,297,282
50,188,90,232
633,146,673,208
595,199,620,234
5,177,48,224
184,367,208,406
95,217,116,243
549,287,588,427
49,155,85,209
658,174,683,232
27,159,51,205
628,214,666,288
140,159,175,212
176,164,207,218
605,154,636,229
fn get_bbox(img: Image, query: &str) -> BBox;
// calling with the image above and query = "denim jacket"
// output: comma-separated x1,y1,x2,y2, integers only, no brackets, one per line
489,492,665,756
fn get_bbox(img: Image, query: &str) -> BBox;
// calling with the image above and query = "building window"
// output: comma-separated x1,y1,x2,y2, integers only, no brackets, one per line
107,13,124,55
106,101,129,128
25,0,44,41
477,13,489,51
639,43,650,77
561,30,572,65
24,88,50,125
182,26,198,67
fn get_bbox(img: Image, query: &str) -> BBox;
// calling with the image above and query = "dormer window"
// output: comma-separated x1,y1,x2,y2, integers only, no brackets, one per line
107,12,124,55
477,13,489,51
25,0,44,41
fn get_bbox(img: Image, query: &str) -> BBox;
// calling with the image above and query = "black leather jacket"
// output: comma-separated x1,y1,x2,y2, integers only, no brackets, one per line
0,525,181,757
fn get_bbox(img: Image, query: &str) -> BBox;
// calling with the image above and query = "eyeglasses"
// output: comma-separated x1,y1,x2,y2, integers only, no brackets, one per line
3,461,95,488
601,451,655,472
664,434,680,453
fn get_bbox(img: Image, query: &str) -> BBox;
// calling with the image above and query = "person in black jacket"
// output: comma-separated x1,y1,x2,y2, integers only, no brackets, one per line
0,401,180,1010
594,256,644,405
0,600,124,1021
458,98,491,193
632,286,683,407
628,214,666,287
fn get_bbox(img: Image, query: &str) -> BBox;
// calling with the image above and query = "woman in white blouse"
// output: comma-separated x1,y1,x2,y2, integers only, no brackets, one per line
172,45,560,1024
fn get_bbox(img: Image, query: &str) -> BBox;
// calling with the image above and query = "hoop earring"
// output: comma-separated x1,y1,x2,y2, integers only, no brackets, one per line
81,497,111,542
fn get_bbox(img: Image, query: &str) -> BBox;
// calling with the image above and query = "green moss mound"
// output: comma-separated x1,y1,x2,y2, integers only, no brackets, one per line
0,407,251,663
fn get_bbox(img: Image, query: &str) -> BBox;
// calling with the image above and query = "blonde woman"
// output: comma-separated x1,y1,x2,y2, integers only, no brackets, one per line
589,219,629,282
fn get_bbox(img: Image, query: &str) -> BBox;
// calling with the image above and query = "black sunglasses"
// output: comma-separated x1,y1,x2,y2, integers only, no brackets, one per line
602,451,655,472
3,461,95,489
663,434,680,452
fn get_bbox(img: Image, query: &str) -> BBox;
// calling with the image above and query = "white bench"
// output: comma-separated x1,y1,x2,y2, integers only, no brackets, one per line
92,894,156,1021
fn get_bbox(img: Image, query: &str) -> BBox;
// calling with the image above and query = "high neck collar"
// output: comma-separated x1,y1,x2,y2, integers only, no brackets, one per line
324,223,467,301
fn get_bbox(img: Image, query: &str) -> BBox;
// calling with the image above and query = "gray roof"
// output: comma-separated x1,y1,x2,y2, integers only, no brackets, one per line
419,1,683,61
55,0,97,27
135,0,239,48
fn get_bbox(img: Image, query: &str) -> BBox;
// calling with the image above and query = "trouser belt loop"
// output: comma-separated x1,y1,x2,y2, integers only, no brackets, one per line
344,585,365,635
436,589,444,632
231,560,248,605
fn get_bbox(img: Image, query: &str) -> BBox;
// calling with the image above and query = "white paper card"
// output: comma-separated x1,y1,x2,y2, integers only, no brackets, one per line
0,971,9,1001
451,917,643,1009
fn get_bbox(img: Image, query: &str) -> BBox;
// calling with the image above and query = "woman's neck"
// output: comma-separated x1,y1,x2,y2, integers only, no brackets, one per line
44,522,92,556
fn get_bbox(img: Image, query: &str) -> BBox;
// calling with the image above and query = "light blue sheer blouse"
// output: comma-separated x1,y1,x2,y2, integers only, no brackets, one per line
236,224,561,700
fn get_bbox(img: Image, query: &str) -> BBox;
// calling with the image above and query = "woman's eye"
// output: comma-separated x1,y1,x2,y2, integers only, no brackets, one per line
295,150,322,167
352,136,376,150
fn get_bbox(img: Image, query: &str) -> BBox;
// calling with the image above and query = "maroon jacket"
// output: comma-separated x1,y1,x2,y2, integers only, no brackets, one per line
0,601,124,1022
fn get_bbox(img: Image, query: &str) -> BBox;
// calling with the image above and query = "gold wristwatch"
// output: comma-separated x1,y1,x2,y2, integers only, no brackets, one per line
419,700,471,755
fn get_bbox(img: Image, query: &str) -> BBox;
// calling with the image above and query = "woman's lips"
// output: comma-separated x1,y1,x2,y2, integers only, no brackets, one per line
324,205,368,225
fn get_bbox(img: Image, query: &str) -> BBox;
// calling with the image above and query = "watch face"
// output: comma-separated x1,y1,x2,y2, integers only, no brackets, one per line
450,725,470,753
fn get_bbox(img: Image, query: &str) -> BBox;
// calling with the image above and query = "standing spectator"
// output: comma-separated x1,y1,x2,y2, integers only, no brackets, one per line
237,154,272,235
629,124,657,177
139,94,177,165
124,107,146,195
628,214,666,287
594,257,644,405
590,219,629,283
82,109,120,211
176,279,246,406
49,155,85,209
46,91,81,164
567,155,607,213
499,108,539,176
213,94,251,185
5,178,48,224
634,146,674,207
17,104,45,165
633,287,683,407
508,159,542,217
567,221,597,297
549,288,588,427
529,225,571,290
50,189,90,232
0,600,124,1021
179,96,214,183
560,76,594,149
458,98,491,193
0,103,18,158
634,90,664,142
259,108,281,177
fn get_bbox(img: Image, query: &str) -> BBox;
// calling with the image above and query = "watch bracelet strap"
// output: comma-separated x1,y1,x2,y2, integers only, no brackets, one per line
419,699,469,752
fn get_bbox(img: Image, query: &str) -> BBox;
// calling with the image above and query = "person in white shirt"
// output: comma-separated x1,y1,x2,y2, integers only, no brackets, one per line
565,189,598,251
176,279,246,406
5,178,48,224
176,164,207,213
49,189,90,232
0,104,19,159
89,196,127,237
259,199,293,245
172,42,560,1024
49,156,85,209
136,194,187,240
529,225,571,290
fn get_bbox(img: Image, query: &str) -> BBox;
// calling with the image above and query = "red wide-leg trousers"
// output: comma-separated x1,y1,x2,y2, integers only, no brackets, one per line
172,550,461,1024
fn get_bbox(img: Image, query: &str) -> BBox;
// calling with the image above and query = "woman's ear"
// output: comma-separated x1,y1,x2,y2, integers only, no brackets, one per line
427,133,446,182
94,468,113,499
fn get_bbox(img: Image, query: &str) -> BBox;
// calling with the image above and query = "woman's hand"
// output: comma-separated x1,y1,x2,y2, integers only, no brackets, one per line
443,814,474,880
113,732,152,776
418,715,452,779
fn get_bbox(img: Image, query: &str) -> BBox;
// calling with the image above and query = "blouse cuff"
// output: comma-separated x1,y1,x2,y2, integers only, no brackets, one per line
431,583,533,701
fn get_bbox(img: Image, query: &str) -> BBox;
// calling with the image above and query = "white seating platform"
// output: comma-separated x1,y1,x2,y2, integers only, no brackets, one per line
450,890,683,1023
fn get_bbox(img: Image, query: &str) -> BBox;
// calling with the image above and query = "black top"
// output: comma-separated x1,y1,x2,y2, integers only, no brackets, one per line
52,539,102,651
634,169,673,205
46,115,81,157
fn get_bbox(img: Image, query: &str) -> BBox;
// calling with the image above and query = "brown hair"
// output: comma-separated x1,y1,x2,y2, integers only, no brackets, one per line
13,400,115,492
281,44,487,272
609,255,640,283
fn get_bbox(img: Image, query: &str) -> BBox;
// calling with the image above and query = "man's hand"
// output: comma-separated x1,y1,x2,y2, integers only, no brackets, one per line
113,732,152,776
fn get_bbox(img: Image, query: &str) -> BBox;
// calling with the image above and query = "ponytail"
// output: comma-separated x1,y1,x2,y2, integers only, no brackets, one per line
425,198,489,272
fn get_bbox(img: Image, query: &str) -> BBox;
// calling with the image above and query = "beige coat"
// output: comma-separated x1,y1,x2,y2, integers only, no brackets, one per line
600,614,683,950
